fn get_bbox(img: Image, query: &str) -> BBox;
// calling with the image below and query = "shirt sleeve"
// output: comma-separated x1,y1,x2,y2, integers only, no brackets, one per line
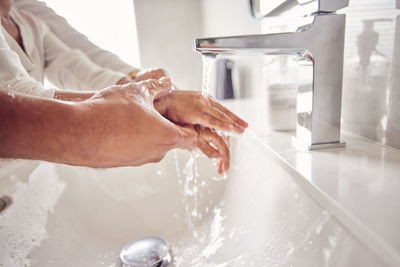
0,30,55,98
43,26,126,91
13,0,139,75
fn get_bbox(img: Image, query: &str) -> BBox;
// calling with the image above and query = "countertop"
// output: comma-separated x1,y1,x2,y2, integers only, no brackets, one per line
225,98,400,266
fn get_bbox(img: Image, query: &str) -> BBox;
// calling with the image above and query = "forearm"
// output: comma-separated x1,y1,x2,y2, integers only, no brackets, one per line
52,76,134,101
53,89,95,102
0,91,96,165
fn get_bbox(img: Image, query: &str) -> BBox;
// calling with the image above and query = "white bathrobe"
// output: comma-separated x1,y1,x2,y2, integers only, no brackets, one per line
0,8,126,98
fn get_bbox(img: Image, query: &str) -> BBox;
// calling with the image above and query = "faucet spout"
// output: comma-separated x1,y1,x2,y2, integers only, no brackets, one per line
196,30,307,55
196,13,346,149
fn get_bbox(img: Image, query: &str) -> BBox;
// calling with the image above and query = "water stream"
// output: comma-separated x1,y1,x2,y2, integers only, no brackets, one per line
201,55,215,96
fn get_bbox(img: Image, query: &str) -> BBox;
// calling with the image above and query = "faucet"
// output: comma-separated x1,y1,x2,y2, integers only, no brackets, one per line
195,0,348,150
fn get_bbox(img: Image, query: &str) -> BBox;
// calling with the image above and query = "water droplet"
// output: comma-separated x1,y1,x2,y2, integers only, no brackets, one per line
191,210,198,217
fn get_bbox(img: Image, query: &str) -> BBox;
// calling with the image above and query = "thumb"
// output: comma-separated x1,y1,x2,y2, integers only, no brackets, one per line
147,77,172,101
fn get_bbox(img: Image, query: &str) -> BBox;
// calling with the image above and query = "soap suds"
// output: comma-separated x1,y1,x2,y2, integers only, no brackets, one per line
0,163,66,267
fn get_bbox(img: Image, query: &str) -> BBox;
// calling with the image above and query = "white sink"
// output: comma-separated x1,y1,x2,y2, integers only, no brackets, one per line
0,132,384,266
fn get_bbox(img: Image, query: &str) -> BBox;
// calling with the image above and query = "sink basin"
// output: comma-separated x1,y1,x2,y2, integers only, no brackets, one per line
0,132,384,266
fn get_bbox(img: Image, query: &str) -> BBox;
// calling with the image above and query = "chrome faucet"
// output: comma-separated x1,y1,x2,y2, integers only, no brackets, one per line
196,0,348,150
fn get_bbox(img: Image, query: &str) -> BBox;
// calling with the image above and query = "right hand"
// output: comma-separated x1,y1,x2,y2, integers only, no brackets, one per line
81,78,197,167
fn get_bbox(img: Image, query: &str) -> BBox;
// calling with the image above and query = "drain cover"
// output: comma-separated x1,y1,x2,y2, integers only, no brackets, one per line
120,237,172,267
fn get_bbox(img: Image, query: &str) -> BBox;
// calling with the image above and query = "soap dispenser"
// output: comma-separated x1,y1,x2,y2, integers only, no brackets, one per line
344,18,391,141
263,55,298,131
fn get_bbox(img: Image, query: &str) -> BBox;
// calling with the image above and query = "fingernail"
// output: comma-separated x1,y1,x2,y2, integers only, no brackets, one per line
240,122,248,129
233,123,244,132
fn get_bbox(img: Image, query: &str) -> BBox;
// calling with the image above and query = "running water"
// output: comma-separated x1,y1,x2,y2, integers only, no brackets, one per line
202,54,215,96
173,54,236,265
182,152,201,238
202,54,233,181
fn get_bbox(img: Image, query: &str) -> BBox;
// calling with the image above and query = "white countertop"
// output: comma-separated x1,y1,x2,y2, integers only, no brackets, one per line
225,98,400,265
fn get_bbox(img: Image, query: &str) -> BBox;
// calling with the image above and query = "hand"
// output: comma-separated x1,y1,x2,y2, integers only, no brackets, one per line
154,89,248,133
116,76,134,85
82,79,197,167
134,68,168,82
154,87,248,174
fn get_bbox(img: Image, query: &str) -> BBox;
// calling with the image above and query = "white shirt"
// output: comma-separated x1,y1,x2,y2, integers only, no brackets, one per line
0,8,129,98
14,0,137,75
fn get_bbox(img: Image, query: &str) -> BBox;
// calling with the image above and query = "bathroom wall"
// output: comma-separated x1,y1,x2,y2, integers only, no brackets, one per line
133,0,203,90
200,0,261,36
133,0,263,93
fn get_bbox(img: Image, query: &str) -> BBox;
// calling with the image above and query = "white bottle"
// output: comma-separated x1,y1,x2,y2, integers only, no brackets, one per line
263,55,297,131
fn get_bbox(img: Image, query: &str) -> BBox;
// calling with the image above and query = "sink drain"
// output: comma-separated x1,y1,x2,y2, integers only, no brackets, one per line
120,237,172,267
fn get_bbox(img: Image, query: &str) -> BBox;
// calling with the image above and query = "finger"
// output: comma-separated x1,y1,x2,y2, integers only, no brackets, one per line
144,78,172,101
140,68,168,80
201,113,236,132
197,137,220,159
135,68,168,82
159,76,171,84
217,159,223,175
154,77,173,100
151,68,168,80
208,98,248,129
204,106,245,133
200,128,230,173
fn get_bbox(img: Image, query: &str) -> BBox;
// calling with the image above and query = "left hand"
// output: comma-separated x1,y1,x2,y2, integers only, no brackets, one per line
134,68,169,82
154,89,248,133
154,86,248,175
